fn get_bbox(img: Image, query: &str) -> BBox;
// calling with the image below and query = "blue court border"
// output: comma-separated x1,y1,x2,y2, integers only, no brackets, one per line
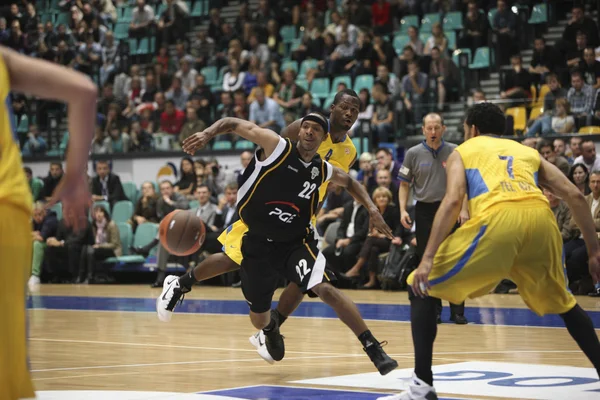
27,295,600,328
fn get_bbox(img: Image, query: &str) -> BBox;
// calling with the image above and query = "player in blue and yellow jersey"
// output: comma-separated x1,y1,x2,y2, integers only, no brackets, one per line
0,46,96,399
379,103,600,400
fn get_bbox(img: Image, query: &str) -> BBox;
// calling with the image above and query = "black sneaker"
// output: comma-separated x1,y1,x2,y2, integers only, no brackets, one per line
589,287,600,297
450,314,468,325
363,340,398,375
263,327,285,362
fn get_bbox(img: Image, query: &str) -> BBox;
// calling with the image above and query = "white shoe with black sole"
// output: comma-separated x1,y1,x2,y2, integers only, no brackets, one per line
156,275,187,322
249,330,275,364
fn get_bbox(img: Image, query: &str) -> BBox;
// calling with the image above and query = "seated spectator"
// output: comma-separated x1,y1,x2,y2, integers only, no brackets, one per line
356,152,376,189
213,182,239,231
157,0,187,46
401,61,427,123
562,4,600,49
160,100,186,136
78,206,122,284
529,37,564,84
574,138,600,173
129,0,155,39
91,125,112,154
21,124,47,156
406,26,424,56
298,92,322,116
564,170,600,295
424,23,448,57
6,20,28,54
222,58,246,93
371,0,391,35
233,89,249,120
28,202,58,290
107,123,131,153
543,73,568,115
179,107,206,144
342,187,399,288
154,45,178,76
39,162,63,202
322,199,369,274
273,69,305,117
568,70,595,127
247,71,274,104
543,188,576,243
191,30,215,70
315,182,352,236
56,39,76,67
580,47,600,90
194,184,218,230
156,180,190,220
569,163,591,196
100,31,119,87
129,121,153,152
130,181,159,232
347,30,375,77
567,31,591,69
526,98,575,137
90,160,127,206
176,57,198,93
351,88,374,135
141,71,160,104
327,32,356,76
335,17,358,45
537,139,570,176
500,54,533,108
166,77,190,111
492,0,517,66
175,157,197,197
247,34,270,67
218,91,235,119
458,0,487,53
76,34,102,78
45,210,91,283
375,147,401,186
553,138,568,159
371,82,394,144
371,168,399,206
249,88,285,133
376,64,401,98
429,47,459,111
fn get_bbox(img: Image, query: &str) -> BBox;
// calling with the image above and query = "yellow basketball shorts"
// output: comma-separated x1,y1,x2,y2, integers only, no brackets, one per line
0,205,35,400
408,204,576,316
218,216,319,266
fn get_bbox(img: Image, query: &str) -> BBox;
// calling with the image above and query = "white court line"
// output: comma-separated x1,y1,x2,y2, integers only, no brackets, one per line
29,337,343,356
30,306,592,330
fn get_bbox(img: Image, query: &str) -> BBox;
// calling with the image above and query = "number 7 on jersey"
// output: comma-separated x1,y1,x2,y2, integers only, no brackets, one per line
498,155,514,179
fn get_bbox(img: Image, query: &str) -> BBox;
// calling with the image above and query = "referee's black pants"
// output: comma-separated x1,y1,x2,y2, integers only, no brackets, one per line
415,201,465,317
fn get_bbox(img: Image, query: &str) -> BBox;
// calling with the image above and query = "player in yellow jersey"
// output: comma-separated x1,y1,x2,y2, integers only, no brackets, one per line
0,46,96,400
379,103,600,400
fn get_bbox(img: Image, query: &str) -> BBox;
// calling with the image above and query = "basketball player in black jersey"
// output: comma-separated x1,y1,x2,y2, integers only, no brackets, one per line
157,113,398,374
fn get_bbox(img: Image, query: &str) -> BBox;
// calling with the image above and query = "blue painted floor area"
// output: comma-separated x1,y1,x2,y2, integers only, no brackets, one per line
27,295,600,328
201,385,463,400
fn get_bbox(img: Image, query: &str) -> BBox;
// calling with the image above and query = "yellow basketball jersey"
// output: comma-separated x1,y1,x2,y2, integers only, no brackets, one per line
456,135,547,216
0,54,32,214
316,133,357,202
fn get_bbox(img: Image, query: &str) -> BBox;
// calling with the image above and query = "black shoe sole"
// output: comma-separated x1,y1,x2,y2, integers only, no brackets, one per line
377,358,399,375
265,331,285,361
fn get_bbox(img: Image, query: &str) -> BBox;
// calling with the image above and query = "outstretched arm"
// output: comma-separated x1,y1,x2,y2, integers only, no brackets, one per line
539,157,600,282
329,166,394,239
412,151,466,297
182,117,281,158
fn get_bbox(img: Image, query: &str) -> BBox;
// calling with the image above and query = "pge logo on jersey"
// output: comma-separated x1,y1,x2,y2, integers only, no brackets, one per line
266,201,300,224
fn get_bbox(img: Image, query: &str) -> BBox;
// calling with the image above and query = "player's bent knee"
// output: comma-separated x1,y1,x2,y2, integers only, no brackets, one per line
249,310,271,330
310,282,338,302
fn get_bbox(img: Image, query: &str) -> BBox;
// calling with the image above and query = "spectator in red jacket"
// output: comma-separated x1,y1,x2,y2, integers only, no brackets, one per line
160,100,185,135
372,0,391,35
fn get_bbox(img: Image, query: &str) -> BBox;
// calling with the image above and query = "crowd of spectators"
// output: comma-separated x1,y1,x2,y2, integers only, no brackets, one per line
6,0,599,157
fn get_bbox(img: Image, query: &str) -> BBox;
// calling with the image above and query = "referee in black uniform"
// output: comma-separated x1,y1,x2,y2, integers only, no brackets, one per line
398,113,468,324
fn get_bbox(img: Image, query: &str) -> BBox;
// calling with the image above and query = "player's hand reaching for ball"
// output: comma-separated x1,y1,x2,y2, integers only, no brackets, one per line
47,173,91,233
182,131,212,155
368,210,394,239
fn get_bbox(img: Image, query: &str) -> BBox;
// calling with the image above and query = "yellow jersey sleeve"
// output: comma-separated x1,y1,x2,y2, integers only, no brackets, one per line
316,134,357,202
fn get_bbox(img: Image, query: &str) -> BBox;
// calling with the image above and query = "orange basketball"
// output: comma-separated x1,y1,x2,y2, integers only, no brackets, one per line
159,209,206,256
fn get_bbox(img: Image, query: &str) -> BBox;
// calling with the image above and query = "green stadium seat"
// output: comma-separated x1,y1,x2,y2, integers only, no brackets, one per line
288,38,302,56
453,48,472,65
331,76,352,92
121,7,133,22
40,13,53,24
235,140,255,150
92,201,111,216
55,12,70,26
201,66,218,85
419,32,430,44
59,132,69,152
48,202,62,221
136,38,150,55
122,182,138,203
189,200,200,209
443,11,463,30
31,178,44,202
213,141,232,150
156,3,167,16
445,31,457,50
421,13,441,32
128,39,138,55
352,137,369,154
528,3,547,24
298,59,318,79
399,15,419,34
17,114,29,133
217,65,228,82
280,25,297,44
106,222,157,263
353,74,374,93
295,78,308,90
112,200,134,223
114,23,129,40
191,1,203,17
488,8,497,26
49,0,60,11
469,47,490,69
310,78,330,99
46,149,62,157
281,60,298,73
322,94,336,110
115,223,133,256
393,34,410,54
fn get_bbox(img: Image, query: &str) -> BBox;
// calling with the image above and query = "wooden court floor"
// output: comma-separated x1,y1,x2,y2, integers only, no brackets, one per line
27,285,600,400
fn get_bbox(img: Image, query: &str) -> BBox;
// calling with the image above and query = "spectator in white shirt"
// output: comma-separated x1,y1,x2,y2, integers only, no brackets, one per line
129,0,155,39
222,58,246,92
573,138,600,172
175,57,198,92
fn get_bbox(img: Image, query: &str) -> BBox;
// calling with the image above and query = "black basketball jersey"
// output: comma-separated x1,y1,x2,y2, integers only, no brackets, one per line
237,137,333,242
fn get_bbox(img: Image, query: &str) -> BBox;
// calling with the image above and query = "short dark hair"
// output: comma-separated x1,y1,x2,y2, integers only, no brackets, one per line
50,161,62,169
464,102,506,135
333,88,359,105
376,147,392,156
536,139,553,152
159,180,174,188
196,184,210,191
581,138,595,147
23,166,32,175
373,81,387,94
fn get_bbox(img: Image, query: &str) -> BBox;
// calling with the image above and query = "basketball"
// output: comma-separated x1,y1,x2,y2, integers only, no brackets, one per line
159,209,206,256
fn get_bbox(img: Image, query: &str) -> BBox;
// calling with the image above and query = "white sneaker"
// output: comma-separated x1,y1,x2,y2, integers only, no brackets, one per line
249,330,275,364
28,275,41,293
156,275,187,322
377,374,438,400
